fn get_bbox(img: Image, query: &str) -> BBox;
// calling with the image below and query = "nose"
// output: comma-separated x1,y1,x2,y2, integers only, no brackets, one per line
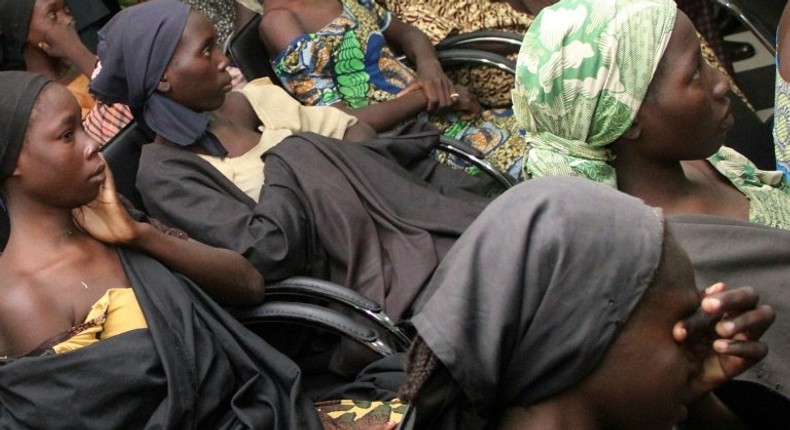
216,48,230,72
80,130,101,159
710,67,731,100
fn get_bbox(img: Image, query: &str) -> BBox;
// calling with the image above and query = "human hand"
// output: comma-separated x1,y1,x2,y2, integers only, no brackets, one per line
674,282,775,399
39,17,83,60
71,156,139,245
450,85,481,120
415,60,454,113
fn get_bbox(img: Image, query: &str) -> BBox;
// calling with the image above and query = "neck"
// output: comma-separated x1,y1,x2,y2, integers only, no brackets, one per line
2,193,86,257
497,397,602,430
612,143,697,210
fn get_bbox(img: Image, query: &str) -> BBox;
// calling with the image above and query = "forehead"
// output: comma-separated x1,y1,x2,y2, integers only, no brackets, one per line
33,0,66,12
657,12,699,72
28,83,80,129
178,11,216,45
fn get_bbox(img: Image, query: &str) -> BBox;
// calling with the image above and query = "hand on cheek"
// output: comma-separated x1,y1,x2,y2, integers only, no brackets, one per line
673,282,774,398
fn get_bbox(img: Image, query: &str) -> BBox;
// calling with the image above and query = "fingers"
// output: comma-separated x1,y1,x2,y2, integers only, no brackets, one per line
716,303,775,340
712,338,769,361
701,285,758,316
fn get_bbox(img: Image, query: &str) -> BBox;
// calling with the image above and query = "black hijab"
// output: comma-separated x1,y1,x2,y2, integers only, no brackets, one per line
0,0,35,71
90,0,226,156
0,70,51,250
411,176,665,427
0,70,51,179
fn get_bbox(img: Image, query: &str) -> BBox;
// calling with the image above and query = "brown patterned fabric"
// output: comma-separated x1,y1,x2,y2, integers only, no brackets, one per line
316,399,407,429
385,0,533,106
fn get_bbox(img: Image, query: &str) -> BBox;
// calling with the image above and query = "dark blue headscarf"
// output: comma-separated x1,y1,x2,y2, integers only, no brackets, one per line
90,0,226,156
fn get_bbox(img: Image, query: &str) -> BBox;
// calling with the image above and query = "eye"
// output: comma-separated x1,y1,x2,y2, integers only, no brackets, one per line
60,129,74,141
691,68,701,81
47,11,56,21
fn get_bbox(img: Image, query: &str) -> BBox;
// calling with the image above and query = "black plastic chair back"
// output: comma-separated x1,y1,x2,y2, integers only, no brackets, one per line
229,14,280,83
100,121,150,211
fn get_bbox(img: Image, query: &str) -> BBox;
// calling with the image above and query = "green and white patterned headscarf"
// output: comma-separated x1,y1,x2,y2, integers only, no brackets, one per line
512,0,677,186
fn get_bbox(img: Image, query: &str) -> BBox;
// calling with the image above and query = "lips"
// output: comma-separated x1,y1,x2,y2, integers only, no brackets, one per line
89,162,106,182
719,100,734,132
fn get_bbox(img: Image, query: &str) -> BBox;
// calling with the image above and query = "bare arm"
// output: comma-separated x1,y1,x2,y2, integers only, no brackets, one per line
383,15,454,113
342,120,378,142
72,160,265,306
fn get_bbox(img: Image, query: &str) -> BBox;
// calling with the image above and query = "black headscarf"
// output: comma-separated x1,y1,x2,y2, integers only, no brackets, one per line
411,176,665,427
0,0,35,71
90,0,226,156
0,70,50,251
0,71,52,179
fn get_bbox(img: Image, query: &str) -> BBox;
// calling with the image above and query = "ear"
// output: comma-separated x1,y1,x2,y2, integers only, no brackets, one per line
621,120,642,141
157,77,171,93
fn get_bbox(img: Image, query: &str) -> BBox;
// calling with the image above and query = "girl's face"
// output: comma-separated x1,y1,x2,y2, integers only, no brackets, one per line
27,0,74,47
577,233,708,430
159,11,232,112
13,83,105,208
634,12,734,162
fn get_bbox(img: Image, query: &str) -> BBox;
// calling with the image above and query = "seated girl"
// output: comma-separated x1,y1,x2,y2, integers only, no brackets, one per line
512,0,790,230
90,0,490,330
259,0,526,179
0,0,133,143
400,176,777,429
0,70,365,429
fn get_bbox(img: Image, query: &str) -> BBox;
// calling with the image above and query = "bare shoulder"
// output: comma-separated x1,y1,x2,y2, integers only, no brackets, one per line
259,7,306,53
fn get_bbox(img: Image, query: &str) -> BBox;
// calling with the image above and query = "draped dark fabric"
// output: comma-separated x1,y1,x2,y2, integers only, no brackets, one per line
137,123,489,321
411,177,665,429
668,215,790,404
0,0,35,71
0,249,323,430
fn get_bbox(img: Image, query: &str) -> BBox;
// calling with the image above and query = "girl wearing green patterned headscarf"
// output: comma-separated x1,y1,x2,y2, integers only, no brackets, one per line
513,0,790,231
512,0,676,186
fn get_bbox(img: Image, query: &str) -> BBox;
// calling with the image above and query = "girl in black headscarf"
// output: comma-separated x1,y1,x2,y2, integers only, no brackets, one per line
0,70,401,429
0,0,98,115
90,0,491,331
400,176,776,429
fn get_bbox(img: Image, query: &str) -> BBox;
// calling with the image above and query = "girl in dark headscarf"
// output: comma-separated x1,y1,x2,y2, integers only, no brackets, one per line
0,69,399,429
399,176,775,429
0,0,98,115
90,0,490,331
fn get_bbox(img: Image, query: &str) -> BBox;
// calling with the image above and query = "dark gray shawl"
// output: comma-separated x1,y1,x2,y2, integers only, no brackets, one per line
411,176,665,427
0,249,323,429
668,214,790,403
137,123,489,320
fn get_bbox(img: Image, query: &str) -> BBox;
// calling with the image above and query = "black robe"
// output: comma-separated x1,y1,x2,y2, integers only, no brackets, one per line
0,249,323,430
137,124,490,321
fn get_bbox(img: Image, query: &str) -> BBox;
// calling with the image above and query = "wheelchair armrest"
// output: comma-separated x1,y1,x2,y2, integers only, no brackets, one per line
265,276,413,350
228,301,395,357
438,136,517,189
398,48,516,75
435,30,524,51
